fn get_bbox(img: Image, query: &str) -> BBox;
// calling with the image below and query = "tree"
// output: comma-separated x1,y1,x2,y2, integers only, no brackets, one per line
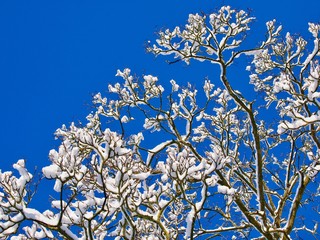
1,5,320,239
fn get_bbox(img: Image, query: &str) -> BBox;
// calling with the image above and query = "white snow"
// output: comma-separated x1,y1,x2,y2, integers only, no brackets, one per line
277,114,320,134
42,165,60,179
120,115,129,123
217,185,236,195
146,140,172,165
23,208,57,226
185,208,195,239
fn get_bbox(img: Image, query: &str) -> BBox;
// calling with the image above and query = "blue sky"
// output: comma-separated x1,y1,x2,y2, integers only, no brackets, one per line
1,0,319,171
0,0,319,224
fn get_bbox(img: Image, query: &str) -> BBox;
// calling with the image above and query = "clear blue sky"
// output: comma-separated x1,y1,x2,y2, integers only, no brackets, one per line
0,0,319,217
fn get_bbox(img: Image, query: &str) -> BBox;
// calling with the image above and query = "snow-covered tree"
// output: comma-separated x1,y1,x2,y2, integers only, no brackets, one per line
1,5,320,239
